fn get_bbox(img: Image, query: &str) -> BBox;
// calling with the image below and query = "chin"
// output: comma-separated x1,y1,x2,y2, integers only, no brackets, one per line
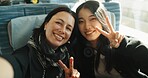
86,37,97,41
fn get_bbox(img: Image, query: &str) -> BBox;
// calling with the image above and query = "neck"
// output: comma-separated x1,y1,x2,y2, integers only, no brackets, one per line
90,39,98,49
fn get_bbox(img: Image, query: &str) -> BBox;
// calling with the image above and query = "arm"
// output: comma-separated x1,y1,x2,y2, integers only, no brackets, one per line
0,57,14,78
132,43,148,75
117,36,148,75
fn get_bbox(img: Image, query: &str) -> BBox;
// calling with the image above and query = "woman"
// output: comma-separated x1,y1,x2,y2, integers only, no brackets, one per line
72,1,148,78
0,6,80,78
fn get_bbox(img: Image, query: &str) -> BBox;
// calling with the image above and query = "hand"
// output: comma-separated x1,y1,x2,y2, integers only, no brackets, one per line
0,57,14,78
58,57,80,78
95,16,124,48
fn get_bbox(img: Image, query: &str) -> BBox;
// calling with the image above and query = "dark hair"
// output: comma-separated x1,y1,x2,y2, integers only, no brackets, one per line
76,1,112,73
76,1,99,15
76,1,109,46
32,6,77,44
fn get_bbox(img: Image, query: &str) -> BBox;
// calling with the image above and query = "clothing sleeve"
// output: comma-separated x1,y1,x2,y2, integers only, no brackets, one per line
116,36,148,75
131,42,148,75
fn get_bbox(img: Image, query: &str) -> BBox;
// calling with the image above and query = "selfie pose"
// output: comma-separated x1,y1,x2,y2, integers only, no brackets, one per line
72,1,148,78
0,6,80,78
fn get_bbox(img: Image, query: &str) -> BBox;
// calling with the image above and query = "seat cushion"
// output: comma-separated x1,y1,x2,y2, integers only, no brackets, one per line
8,14,46,51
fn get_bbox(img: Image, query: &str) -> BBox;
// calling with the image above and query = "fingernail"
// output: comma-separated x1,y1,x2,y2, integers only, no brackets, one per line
70,57,73,64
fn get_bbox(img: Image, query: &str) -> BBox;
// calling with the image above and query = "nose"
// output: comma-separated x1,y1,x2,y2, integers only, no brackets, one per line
59,26,66,34
85,20,91,30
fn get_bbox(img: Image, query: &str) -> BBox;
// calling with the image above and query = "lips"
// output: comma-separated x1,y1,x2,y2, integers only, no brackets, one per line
54,34,64,41
85,30,95,35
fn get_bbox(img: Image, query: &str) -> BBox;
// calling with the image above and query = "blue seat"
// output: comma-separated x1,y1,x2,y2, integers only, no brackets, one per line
8,14,46,51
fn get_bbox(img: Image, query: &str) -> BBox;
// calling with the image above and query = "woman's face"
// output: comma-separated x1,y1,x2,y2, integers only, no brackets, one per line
78,8,102,43
44,11,75,49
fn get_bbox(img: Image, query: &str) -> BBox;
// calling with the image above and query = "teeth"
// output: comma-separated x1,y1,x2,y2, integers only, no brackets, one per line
54,34,63,41
85,31,93,35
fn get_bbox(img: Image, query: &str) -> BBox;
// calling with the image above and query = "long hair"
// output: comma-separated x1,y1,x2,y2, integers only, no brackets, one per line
76,1,109,47
32,6,77,46
76,1,113,73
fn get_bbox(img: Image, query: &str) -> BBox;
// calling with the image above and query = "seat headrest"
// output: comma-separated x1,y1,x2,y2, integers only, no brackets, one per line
8,14,47,51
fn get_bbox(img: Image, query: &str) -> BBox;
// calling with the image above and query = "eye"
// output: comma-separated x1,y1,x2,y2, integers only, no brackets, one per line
90,17,97,21
78,19,84,24
66,25,72,32
55,21,62,26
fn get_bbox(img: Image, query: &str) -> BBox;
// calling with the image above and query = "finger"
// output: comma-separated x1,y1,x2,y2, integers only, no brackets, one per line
71,69,80,78
115,32,121,39
115,32,120,39
114,43,120,48
110,41,115,47
76,72,80,78
112,34,124,48
58,60,68,71
106,16,115,33
72,73,80,78
110,40,118,47
95,26,109,38
118,34,124,44
69,57,74,73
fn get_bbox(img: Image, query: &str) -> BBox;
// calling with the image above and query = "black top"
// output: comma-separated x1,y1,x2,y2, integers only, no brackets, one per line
72,36,148,78
2,44,70,78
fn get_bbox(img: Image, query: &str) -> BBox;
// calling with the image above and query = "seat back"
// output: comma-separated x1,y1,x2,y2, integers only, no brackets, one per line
8,14,46,51
103,1,121,31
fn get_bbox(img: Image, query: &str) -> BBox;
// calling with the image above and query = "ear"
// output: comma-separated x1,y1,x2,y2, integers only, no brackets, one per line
44,22,48,30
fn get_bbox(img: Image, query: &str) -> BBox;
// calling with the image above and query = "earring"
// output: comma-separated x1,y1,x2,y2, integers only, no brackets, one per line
67,41,70,44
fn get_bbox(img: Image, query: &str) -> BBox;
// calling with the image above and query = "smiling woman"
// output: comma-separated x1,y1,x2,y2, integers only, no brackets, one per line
0,6,80,78
71,1,148,78
44,11,75,49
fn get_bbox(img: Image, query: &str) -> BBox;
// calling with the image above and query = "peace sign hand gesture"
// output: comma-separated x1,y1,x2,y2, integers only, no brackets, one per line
58,57,80,78
96,16,124,48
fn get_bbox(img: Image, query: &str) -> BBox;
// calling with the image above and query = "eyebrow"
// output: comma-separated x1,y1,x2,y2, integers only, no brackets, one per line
79,14,95,20
57,18,73,28
89,14,95,18
57,18,64,23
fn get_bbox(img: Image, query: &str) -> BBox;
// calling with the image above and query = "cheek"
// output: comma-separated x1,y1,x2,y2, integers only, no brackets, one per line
45,28,52,38
78,26,84,33
96,22,102,29
66,31,72,39
45,30,50,39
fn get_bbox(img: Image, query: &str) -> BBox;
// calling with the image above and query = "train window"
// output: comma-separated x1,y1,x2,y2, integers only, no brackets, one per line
118,0,148,44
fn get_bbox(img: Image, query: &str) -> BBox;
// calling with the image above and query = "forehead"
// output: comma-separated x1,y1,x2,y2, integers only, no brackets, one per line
52,11,75,25
78,8,94,18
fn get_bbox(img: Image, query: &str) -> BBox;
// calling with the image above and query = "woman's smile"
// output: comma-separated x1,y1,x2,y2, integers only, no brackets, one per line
53,33,64,41
85,29,96,36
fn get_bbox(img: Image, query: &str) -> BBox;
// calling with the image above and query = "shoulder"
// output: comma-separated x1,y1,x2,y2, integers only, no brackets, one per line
12,45,30,61
115,35,148,56
119,35,147,49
